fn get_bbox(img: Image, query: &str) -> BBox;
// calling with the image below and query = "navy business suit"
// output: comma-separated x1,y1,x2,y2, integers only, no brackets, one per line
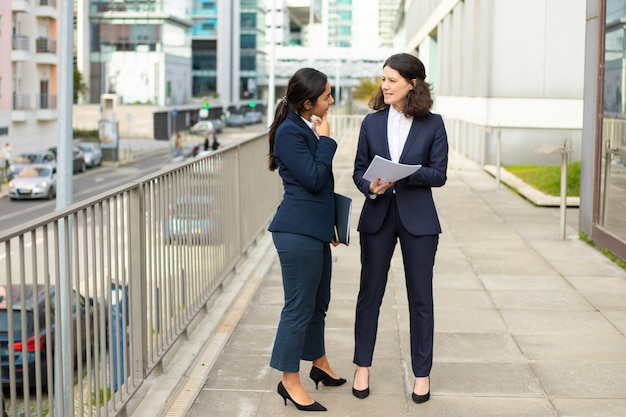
353,109,448,377
269,111,337,372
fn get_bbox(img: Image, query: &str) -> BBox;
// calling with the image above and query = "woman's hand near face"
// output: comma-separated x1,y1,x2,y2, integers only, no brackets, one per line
314,113,331,137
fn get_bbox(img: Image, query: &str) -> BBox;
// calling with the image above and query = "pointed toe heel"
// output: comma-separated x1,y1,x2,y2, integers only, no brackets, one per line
309,366,347,390
352,386,370,399
412,376,430,404
277,381,327,412
351,368,370,399
411,391,430,404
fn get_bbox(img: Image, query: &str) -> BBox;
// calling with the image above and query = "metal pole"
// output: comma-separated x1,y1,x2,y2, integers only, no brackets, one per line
495,127,501,189
56,0,73,415
559,138,570,240
267,0,277,126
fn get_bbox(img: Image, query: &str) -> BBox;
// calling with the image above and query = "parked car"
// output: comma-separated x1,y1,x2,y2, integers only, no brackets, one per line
47,146,86,174
8,164,57,200
243,111,263,125
225,114,245,128
7,150,56,180
163,196,222,244
208,119,224,133
189,120,215,135
75,141,103,168
0,284,100,389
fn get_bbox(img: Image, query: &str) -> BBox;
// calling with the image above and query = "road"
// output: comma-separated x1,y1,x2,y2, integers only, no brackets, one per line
0,124,267,232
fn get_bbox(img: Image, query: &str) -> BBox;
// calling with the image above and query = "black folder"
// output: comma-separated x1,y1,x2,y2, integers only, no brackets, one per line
334,193,352,245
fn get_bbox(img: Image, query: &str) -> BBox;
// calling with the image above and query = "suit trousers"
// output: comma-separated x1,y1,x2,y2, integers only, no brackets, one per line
354,195,439,377
270,232,332,372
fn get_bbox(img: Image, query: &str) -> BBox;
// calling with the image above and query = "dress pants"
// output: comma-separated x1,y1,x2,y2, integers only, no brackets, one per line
270,232,332,372
354,196,439,377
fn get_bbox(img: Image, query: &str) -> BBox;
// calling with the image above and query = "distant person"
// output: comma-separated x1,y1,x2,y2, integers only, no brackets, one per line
211,135,220,151
174,133,184,157
267,67,345,412
0,142,12,177
351,53,449,404
203,133,210,151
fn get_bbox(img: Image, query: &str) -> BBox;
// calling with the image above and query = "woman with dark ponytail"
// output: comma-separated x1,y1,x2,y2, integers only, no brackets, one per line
267,68,345,412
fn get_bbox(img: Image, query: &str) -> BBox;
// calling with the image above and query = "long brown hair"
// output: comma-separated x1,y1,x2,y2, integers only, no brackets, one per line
369,53,433,118
268,68,328,171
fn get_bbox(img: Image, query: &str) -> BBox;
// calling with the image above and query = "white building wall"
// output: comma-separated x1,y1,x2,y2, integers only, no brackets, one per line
403,0,586,165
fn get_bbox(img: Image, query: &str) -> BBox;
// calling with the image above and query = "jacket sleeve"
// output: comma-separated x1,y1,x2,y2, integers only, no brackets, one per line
407,114,448,188
353,114,374,196
275,125,337,194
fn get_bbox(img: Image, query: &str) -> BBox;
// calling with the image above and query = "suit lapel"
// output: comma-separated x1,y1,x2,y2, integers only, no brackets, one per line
377,109,392,159
399,117,424,163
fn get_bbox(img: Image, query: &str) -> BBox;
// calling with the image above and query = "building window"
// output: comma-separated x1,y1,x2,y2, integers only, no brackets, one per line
598,2,626,245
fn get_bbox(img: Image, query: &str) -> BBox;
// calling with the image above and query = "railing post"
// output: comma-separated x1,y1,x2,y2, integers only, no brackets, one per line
129,185,147,384
559,138,571,240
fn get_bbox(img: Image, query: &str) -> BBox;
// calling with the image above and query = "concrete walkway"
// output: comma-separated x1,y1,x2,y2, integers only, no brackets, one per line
158,132,626,417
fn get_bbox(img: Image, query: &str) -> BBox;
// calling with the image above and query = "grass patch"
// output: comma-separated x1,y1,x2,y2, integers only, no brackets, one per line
504,161,581,197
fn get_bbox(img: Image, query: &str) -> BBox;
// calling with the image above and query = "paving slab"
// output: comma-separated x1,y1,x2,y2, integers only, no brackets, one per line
155,138,626,416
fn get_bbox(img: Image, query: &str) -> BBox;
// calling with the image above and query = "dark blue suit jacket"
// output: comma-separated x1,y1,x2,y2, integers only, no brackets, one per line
353,109,448,236
269,111,338,242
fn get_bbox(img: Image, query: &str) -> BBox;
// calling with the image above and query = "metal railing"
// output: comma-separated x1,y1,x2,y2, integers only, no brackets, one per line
0,133,281,416
0,114,364,416
36,37,57,54
12,35,29,52
36,94,57,110
12,93,30,110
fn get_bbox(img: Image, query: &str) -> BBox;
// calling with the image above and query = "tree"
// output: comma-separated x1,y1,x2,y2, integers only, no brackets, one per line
73,68,89,103
352,77,380,101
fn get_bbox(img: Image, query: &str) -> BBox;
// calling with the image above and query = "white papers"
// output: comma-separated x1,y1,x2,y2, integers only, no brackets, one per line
362,155,422,183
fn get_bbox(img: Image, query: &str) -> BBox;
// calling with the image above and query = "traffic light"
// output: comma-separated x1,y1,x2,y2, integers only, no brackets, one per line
200,101,210,119
249,101,256,108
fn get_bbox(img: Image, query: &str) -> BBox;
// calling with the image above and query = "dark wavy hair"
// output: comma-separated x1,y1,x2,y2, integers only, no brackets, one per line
369,53,433,118
268,68,328,171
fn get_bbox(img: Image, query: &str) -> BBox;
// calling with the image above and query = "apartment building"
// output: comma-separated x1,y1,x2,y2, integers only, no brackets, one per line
264,0,397,104
0,0,60,156
79,0,193,106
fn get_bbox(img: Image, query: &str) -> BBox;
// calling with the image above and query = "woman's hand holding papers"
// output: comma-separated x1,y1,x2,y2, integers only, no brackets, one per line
369,177,394,196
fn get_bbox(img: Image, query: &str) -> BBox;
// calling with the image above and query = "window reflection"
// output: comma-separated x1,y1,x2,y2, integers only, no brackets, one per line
601,1,626,238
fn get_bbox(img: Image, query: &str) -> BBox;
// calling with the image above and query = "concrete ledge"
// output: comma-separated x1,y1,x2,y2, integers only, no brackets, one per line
484,165,580,207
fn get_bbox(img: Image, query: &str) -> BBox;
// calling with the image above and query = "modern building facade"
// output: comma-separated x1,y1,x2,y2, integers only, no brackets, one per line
580,0,626,260
397,0,626,261
78,0,193,106
396,0,585,166
0,0,60,156
264,0,396,105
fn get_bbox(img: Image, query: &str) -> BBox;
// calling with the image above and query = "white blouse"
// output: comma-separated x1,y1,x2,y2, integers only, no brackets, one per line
387,106,413,162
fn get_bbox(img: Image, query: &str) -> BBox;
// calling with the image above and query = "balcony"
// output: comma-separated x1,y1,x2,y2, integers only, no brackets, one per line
286,0,321,26
12,35,30,61
12,93,30,122
12,0,31,13
36,37,58,64
36,0,57,18
36,94,58,121
91,1,158,13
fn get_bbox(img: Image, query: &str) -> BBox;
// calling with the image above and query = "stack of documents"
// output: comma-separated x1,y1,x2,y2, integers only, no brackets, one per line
363,155,421,184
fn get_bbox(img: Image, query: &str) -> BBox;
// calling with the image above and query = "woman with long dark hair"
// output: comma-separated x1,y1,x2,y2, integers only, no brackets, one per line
351,53,448,404
267,67,346,412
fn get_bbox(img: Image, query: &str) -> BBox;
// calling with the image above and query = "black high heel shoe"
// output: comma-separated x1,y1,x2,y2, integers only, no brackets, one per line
351,368,370,399
277,381,327,412
411,376,430,404
309,366,347,390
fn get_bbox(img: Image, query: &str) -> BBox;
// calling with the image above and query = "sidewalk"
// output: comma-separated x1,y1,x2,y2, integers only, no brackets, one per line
153,133,626,417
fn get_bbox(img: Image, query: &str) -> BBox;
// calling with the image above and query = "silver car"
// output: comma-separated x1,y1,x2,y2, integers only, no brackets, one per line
7,164,57,200
76,141,103,168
